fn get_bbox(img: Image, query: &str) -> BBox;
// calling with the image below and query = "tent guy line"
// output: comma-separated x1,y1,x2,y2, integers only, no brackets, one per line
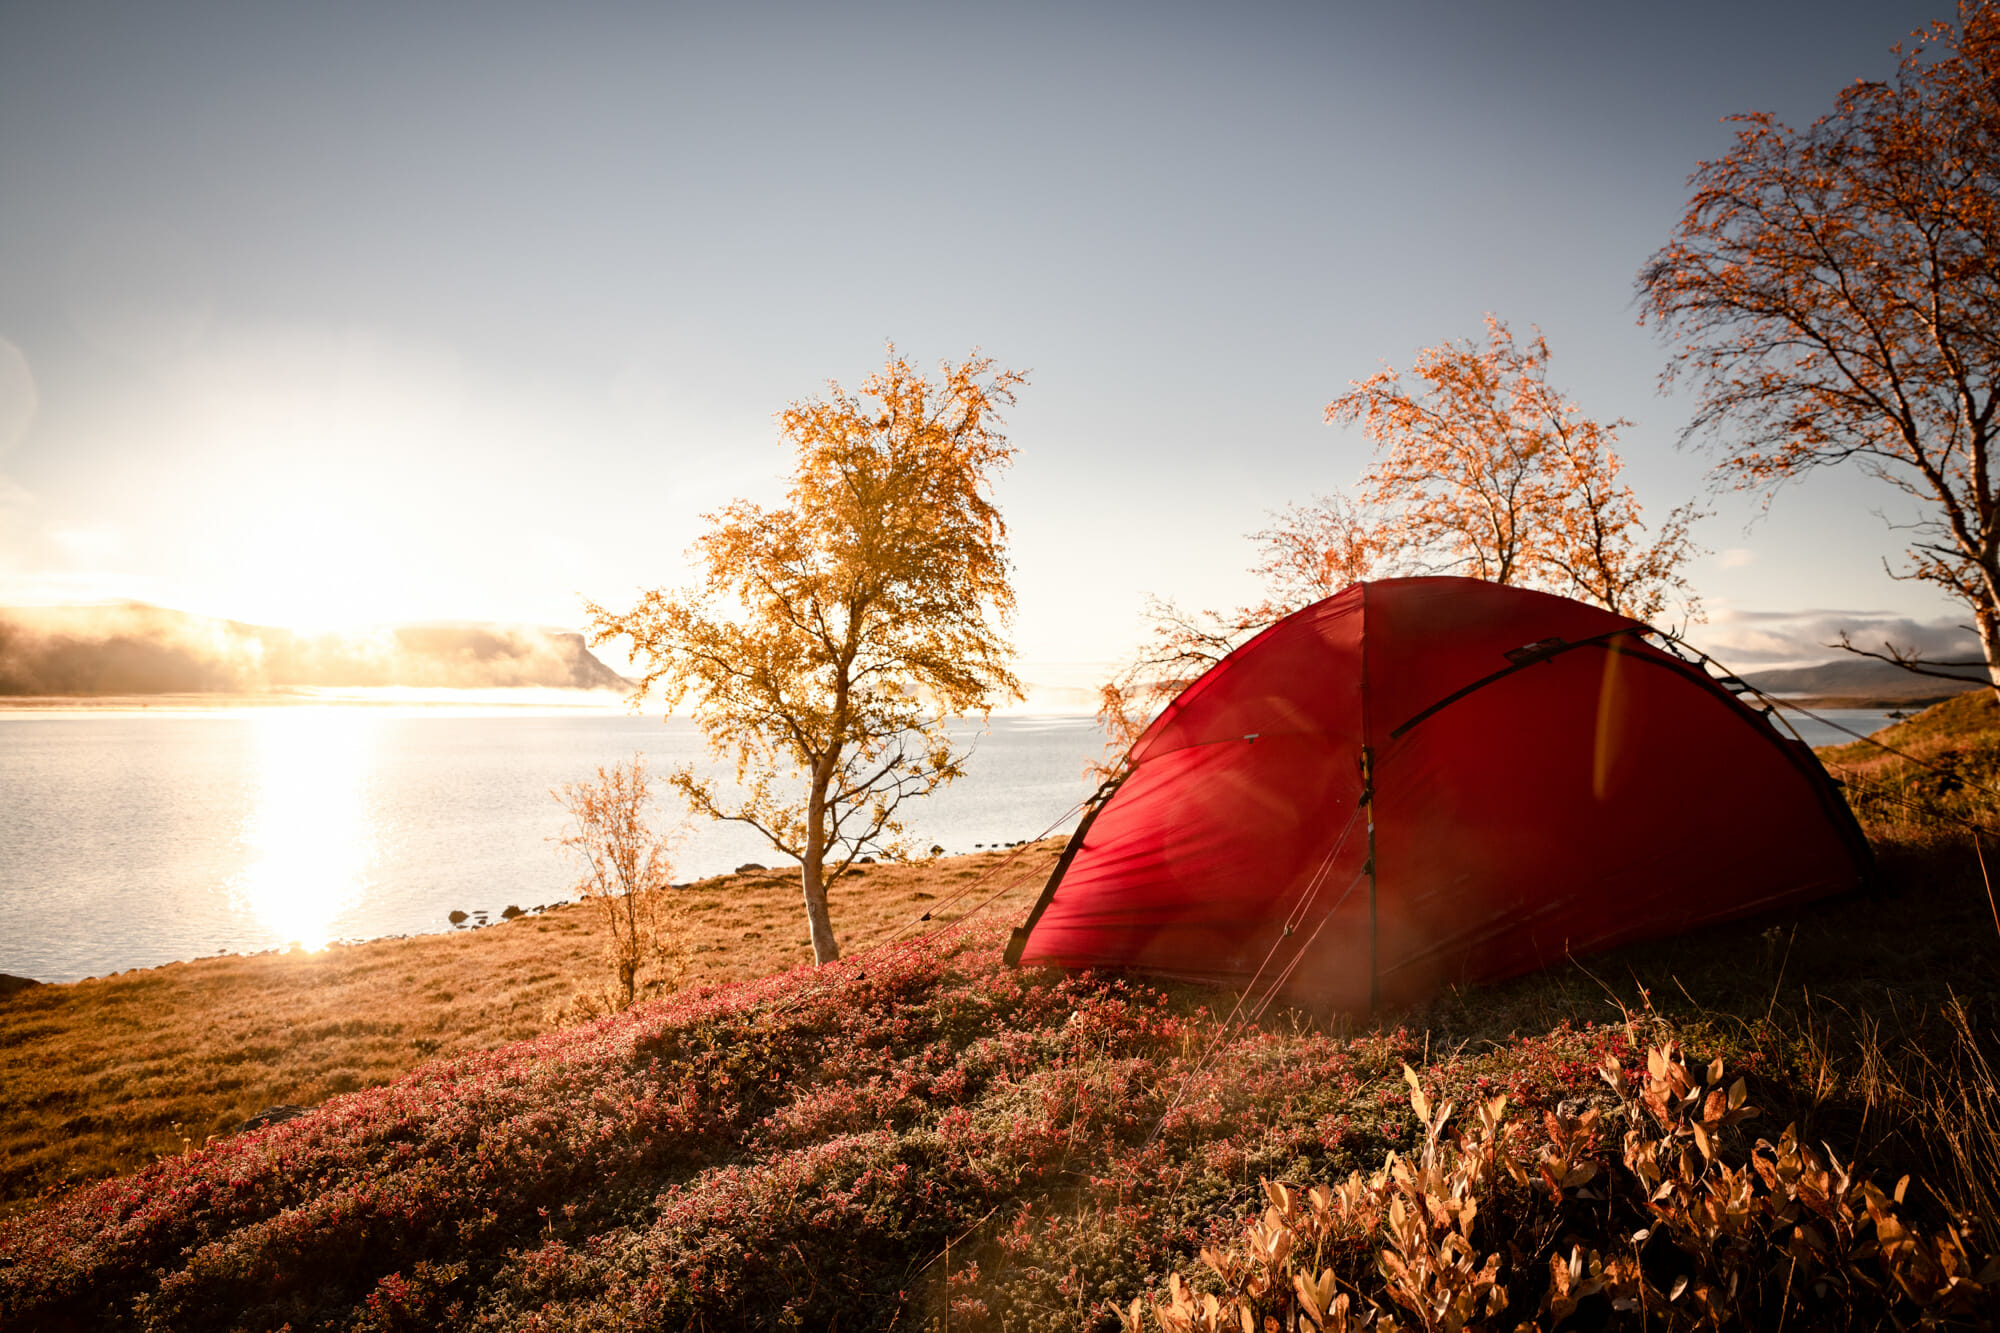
1142,834,1375,1158
1659,633,2000,813
1148,805,1368,1120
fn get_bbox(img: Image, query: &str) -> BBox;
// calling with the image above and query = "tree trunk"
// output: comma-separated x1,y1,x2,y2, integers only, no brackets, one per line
1978,601,2000,704
801,751,842,965
800,852,841,964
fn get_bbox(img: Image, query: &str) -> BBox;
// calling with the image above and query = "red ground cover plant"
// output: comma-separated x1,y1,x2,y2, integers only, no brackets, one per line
3,918,1983,1331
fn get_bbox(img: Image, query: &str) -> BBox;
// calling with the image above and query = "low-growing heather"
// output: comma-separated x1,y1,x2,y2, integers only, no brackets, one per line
0,922,1295,1329
5,896,1999,1331
0,919,1754,1332
6,703,2000,1330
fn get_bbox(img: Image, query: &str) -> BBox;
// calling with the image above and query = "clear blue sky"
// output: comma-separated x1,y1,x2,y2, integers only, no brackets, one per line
0,1,1964,679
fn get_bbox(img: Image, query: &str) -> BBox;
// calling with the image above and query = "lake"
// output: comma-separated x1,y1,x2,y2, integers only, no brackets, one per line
0,704,1897,984
0,709,1109,983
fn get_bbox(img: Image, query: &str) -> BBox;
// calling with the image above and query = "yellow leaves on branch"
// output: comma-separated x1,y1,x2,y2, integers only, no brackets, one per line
587,346,1026,964
1323,315,1704,626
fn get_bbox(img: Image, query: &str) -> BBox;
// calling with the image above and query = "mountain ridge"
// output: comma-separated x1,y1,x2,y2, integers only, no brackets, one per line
1739,654,1988,701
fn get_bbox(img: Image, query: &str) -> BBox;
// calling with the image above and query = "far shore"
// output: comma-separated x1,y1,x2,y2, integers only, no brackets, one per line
1775,693,1981,710
0,688,1107,716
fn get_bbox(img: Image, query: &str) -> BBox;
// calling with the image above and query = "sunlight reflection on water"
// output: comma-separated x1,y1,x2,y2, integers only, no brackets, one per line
228,710,378,951
0,711,1108,982
0,705,1912,982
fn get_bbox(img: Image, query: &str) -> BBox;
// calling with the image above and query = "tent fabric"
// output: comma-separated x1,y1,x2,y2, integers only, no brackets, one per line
1008,577,1870,1010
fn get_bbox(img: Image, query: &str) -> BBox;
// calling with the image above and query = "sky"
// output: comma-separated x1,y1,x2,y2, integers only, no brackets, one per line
0,0,1973,687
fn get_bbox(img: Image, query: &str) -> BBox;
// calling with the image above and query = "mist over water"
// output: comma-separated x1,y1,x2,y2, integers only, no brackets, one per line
0,604,627,694
0,711,1107,983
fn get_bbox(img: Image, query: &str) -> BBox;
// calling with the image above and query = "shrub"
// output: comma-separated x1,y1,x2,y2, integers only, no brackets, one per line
550,755,689,1019
1123,1046,1999,1332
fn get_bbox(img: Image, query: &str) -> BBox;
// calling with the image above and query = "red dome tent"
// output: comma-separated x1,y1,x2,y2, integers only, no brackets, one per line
1005,577,1869,1010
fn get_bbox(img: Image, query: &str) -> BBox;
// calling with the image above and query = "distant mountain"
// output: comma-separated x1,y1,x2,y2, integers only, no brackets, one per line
1741,655,1987,701
0,603,629,696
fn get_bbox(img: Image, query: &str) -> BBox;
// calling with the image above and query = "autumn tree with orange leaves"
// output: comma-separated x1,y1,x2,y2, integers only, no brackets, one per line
1326,316,1704,623
1641,7,2000,697
1088,319,1702,781
589,348,1024,963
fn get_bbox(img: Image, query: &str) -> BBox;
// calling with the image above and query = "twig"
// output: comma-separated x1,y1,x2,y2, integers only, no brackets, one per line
1767,924,1797,1025
1975,833,2000,947
908,1204,1003,1278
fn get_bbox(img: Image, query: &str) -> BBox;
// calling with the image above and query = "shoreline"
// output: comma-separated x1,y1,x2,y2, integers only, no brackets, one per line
1772,693,1977,711
2,843,1065,988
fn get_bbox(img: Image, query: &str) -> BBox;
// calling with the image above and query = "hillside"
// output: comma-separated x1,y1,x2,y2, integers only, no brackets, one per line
0,603,628,695
0,843,1062,1217
3,711,1999,1329
1743,654,1988,703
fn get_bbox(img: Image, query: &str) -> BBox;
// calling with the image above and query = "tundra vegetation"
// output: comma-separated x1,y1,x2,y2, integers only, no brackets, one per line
0,842,1059,1222
1,704,1997,1331
589,347,1025,964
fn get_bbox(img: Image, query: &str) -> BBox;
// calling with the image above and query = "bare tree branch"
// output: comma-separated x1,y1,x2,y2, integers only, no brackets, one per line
1828,630,1990,681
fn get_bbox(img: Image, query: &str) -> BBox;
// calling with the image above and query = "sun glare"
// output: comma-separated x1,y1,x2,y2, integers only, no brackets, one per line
229,709,378,950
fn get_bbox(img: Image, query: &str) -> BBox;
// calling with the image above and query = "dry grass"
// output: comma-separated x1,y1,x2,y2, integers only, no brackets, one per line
1815,689,2000,842
0,839,1061,1217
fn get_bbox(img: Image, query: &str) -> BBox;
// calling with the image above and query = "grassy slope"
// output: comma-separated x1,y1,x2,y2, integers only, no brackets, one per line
2,704,1998,1330
1815,690,2000,836
0,843,1059,1216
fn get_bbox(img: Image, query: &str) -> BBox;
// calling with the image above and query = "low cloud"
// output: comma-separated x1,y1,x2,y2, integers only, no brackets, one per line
1689,608,1980,669
0,603,629,696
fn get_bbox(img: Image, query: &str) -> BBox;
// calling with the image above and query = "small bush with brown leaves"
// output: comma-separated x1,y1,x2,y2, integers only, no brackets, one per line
1125,1045,1998,1332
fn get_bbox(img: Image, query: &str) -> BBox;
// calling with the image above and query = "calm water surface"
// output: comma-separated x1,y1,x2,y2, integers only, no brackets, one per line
0,711,1107,983
0,705,1898,983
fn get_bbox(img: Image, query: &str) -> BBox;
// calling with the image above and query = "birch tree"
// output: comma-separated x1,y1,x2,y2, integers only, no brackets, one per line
1087,319,1703,778
1326,316,1703,624
588,348,1024,963
1641,7,2000,696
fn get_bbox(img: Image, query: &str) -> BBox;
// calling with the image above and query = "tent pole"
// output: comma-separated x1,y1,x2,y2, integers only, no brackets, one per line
1004,773,1126,967
1360,744,1378,1013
